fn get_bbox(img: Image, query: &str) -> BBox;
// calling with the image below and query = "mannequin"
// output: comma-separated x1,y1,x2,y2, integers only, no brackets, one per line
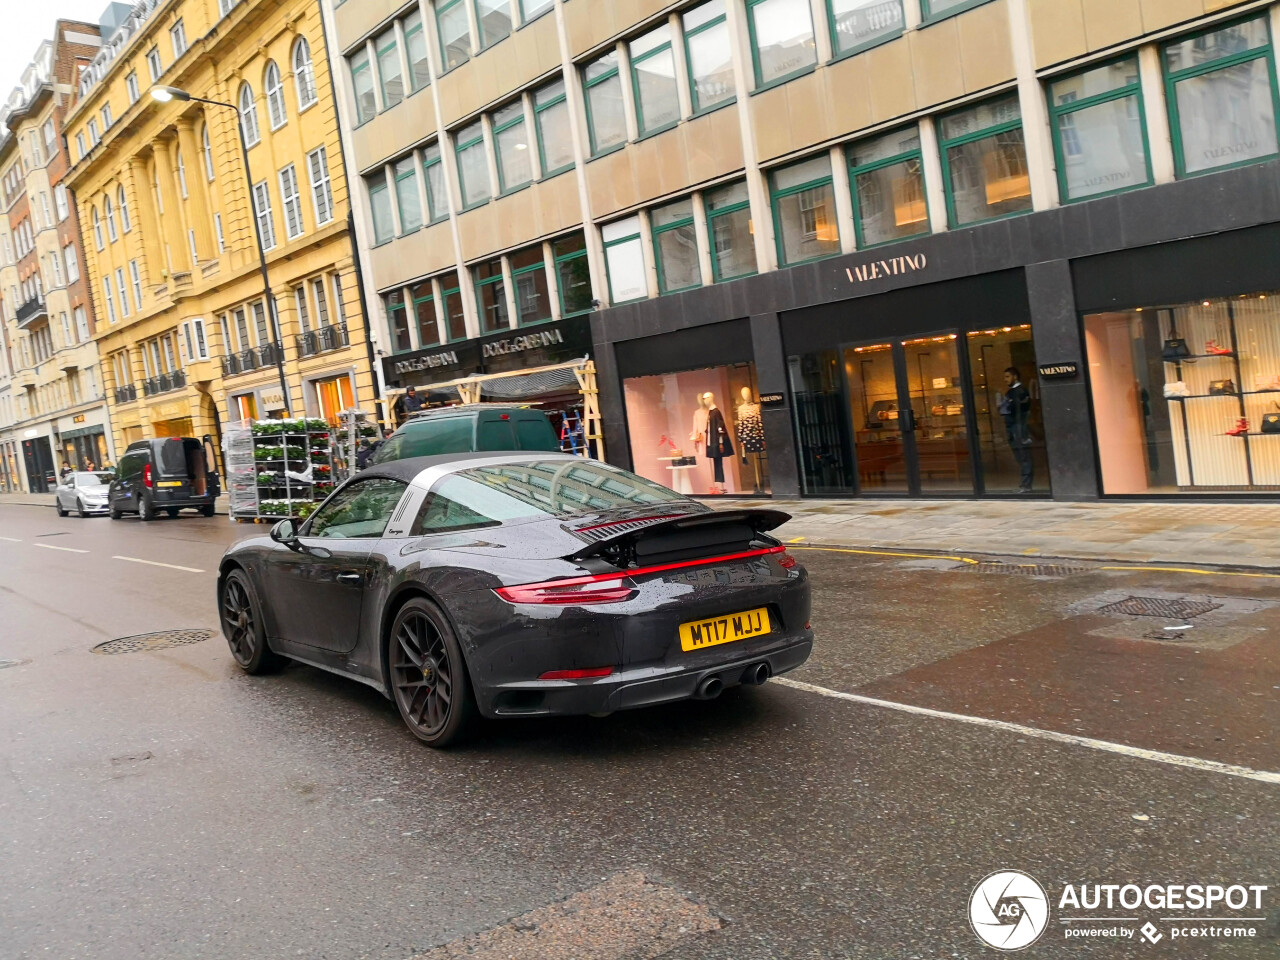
735,386,765,493
699,391,733,492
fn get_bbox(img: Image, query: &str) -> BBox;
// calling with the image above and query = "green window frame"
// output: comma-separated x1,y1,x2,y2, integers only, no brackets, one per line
454,122,490,210
519,0,554,24
439,272,467,341
630,25,680,137
920,0,992,24
602,217,647,305
552,232,592,317
937,95,1031,228
705,180,756,283
436,0,471,73
393,156,423,234
367,173,394,245
473,0,512,50
583,52,627,156
651,199,701,294
826,0,905,60
375,27,404,110
473,259,508,334
1047,56,1152,203
350,49,376,125
746,0,817,91
769,156,840,267
683,1,735,115
411,282,439,347
510,246,552,326
421,143,447,223
534,80,574,178
1163,15,1280,179
402,12,431,93
846,127,929,249
492,100,533,195
385,289,411,352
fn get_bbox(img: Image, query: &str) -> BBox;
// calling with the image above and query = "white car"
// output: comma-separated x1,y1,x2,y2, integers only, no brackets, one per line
55,471,114,517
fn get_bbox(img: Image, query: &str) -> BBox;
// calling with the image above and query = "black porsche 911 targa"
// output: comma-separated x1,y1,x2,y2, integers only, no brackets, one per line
217,453,813,746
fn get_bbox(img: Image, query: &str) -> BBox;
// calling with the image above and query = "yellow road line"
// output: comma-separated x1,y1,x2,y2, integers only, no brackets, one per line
789,545,979,564
1097,564,1280,580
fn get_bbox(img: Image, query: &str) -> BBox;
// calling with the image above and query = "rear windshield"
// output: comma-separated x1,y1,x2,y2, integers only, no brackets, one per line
372,418,474,464
439,459,688,521
516,416,560,451
157,438,190,477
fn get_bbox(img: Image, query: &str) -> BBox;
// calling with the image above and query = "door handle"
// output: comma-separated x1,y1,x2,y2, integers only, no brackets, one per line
337,572,363,584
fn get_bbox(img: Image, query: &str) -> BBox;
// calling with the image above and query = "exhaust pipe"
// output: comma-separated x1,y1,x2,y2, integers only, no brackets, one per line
696,675,724,699
742,661,772,686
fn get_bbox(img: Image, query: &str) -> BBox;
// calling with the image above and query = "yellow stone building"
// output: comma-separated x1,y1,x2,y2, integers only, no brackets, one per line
63,0,378,463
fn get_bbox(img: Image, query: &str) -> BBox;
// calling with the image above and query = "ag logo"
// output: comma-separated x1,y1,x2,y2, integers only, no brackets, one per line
969,870,1050,951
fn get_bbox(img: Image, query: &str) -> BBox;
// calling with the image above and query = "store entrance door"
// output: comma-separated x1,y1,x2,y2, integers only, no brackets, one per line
842,333,976,495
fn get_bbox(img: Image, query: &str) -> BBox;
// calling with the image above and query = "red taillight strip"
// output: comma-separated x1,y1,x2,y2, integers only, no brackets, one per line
496,544,786,601
539,667,615,680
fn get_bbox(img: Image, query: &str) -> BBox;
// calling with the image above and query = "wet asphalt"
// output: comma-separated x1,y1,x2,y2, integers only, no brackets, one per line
0,504,1278,959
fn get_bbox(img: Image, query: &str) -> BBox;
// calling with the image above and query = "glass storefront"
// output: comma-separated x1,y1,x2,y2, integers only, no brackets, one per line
1084,291,1280,494
624,362,770,496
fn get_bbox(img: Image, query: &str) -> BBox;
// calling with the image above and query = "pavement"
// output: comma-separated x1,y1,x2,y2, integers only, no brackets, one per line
1,501,1278,958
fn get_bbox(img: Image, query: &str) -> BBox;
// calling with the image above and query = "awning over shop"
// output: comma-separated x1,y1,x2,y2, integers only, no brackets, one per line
58,425,106,441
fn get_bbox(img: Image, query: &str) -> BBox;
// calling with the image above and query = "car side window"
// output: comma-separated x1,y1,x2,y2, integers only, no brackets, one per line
410,490,502,536
305,478,407,539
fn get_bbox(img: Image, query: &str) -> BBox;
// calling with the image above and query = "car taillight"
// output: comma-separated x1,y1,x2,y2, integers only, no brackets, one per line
539,667,615,680
143,463,153,488
777,551,798,569
496,575,637,605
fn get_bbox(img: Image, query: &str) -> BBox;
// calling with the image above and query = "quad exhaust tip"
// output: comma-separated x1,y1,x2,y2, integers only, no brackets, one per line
696,675,724,699
742,661,771,686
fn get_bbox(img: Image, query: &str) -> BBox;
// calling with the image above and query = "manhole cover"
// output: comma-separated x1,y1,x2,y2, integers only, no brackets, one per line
965,561,1088,578
92,630,213,655
1097,596,1223,619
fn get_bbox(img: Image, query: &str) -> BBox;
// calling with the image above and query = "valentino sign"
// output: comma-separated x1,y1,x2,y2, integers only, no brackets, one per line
846,253,928,284
482,328,564,358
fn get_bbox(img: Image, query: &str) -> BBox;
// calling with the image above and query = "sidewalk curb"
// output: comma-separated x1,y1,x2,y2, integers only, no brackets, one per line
0,498,231,516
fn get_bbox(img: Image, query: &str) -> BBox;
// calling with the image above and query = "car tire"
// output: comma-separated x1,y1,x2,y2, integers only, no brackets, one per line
200,504,215,518
109,503,122,520
138,494,155,522
76,498,87,518
387,598,476,748
166,507,180,518
56,499,67,517
220,569,285,675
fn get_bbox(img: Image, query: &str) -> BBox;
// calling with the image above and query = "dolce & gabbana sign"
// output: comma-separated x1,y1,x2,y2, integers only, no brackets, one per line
482,329,564,358
394,349,461,375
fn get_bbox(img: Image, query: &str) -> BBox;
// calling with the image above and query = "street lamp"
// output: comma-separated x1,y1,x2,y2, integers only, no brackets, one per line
150,85,291,417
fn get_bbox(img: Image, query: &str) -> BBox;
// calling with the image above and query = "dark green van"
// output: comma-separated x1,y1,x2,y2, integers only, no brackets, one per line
369,405,560,466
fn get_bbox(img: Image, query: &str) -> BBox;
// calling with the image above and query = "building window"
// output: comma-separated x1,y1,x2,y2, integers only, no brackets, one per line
402,12,431,92
1048,58,1150,202
177,150,188,198
770,154,840,266
279,164,304,240
129,260,142,307
1164,16,1280,177
91,208,104,250
88,118,100,145
602,216,647,304
421,143,447,221
509,245,550,325
118,186,131,232
214,214,225,253
938,93,1031,227
631,25,680,136
105,196,119,242
102,278,117,323
76,133,87,159
252,180,277,249
534,79,573,177
521,0,553,22
331,273,347,325
126,71,139,104
202,124,215,180
102,103,114,131
475,0,512,49
473,258,508,334
75,307,89,342
437,0,471,72
295,286,311,332
385,289,411,351
171,19,187,58
239,83,260,146
375,26,404,111
652,198,700,293
747,0,817,88
553,231,591,316
492,99,533,193
42,119,56,156
411,281,438,346
828,0,904,58
367,172,394,244
116,268,131,316
684,1,735,114
350,48,377,124
264,61,287,129
454,121,490,209
307,146,334,226
293,37,318,109
847,126,928,247
147,47,162,81
393,156,423,233
584,51,627,155
312,276,332,329
64,244,79,283
439,271,467,341
50,252,64,287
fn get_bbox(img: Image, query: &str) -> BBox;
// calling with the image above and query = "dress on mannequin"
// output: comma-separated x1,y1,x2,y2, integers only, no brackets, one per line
735,401,765,453
705,405,733,484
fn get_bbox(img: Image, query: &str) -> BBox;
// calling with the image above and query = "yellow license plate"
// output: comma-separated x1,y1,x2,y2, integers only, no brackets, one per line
157,481,183,488
679,607,771,652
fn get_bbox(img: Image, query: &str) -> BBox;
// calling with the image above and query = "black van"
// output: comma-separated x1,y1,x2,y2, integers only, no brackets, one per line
109,437,221,521
369,405,561,466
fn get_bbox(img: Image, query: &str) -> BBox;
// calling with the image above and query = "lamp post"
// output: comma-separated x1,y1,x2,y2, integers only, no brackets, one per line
150,85,291,417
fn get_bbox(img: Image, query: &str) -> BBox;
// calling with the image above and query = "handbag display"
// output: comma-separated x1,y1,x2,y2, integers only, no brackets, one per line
1162,337,1191,361
1262,413,1280,435
1209,379,1237,396
1163,381,1190,398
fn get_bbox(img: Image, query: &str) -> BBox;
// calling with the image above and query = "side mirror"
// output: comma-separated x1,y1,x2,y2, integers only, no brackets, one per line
270,518,300,547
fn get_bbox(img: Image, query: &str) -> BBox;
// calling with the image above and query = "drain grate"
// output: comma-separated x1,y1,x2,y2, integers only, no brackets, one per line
92,629,213,655
1097,596,1223,619
965,561,1088,578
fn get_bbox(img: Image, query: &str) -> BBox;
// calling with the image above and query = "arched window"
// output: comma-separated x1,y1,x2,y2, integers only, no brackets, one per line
238,82,259,146
91,207,104,250
293,36,317,109
104,196,118,242
264,61,286,130
118,185,131,233
201,123,214,180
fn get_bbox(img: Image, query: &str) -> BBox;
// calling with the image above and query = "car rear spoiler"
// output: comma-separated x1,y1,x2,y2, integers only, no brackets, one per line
566,508,792,564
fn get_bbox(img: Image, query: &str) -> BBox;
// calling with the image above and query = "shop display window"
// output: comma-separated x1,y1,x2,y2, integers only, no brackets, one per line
1085,292,1280,494
625,363,770,496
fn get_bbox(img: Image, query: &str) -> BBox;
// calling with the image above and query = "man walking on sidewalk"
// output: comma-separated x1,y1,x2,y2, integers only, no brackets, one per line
1001,367,1034,493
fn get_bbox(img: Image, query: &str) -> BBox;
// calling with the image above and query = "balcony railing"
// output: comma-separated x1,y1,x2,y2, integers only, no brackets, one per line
221,342,283,376
141,370,187,396
297,323,349,358
256,341,284,366
221,354,242,376
15,295,47,329
114,384,137,404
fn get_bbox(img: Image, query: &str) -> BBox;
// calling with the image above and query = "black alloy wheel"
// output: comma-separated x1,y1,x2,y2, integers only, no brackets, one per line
220,569,284,674
388,598,475,747
77,498,87,518
109,501,122,520
138,493,155,522
56,498,67,517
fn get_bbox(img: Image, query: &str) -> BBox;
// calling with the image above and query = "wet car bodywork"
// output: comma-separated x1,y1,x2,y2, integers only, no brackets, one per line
217,453,812,740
